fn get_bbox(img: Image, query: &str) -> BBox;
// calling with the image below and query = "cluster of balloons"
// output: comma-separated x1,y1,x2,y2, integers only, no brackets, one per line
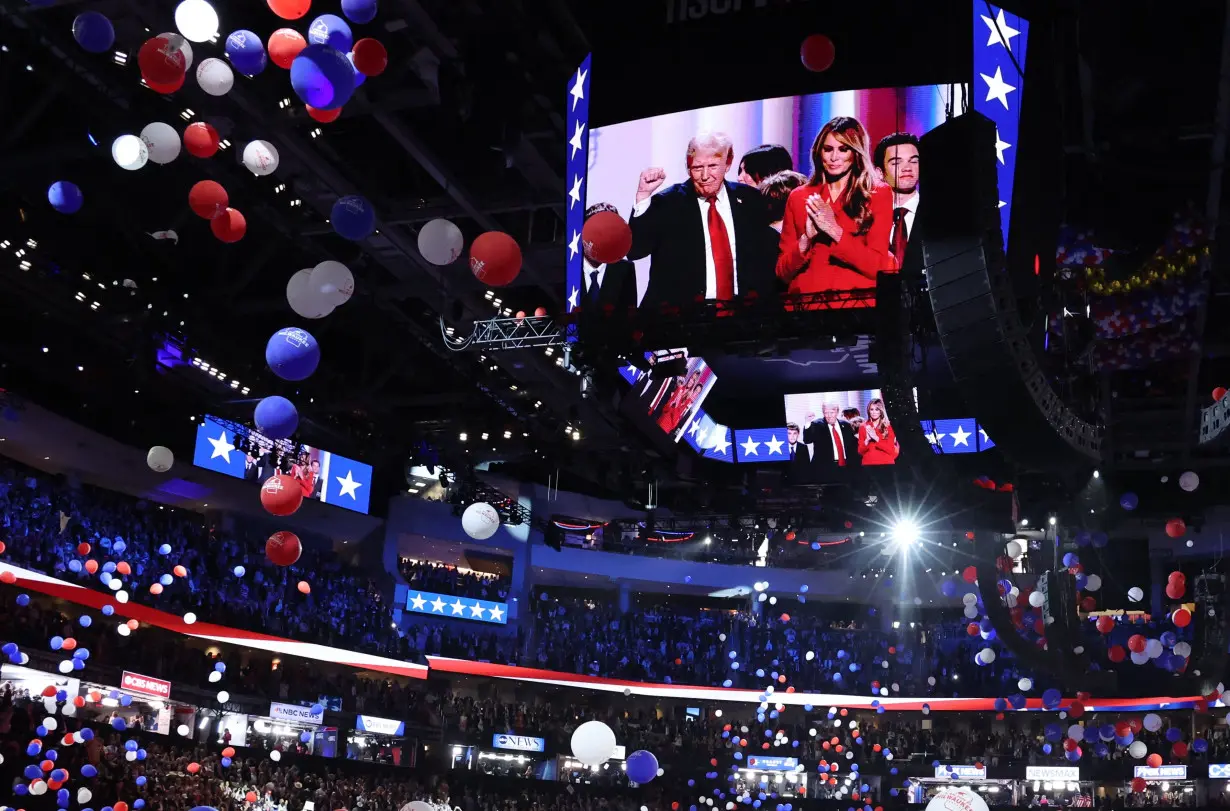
287,261,355,318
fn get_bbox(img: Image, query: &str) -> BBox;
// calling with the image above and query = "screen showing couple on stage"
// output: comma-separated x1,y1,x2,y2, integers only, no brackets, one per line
579,84,961,313
782,389,900,479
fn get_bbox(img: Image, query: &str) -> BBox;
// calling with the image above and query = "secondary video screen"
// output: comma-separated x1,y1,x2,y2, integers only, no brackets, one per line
782,389,899,471
192,415,374,515
628,352,717,443
580,84,957,312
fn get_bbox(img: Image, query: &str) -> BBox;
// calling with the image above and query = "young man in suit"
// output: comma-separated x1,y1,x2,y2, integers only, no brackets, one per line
628,131,777,310
785,422,813,482
580,202,638,312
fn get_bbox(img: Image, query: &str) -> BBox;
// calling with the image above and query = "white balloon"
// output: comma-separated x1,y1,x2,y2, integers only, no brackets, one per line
461,502,500,540
1180,471,1200,492
418,218,465,265
1005,540,1022,558
404,802,434,811
243,139,280,176
927,676,936,686
42,717,57,731
1145,638,1163,659
58,660,73,674
926,788,988,811
112,135,149,170
1084,574,1102,591
1017,677,1032,691
961,593,978,606
30,781,48,796
1174,641,1192,657
963,603,978,619
78,788,93,804
217,690,230,703
311,260,354,307
1129,740,1148,759
270,749,282,762
1067,724,1084,741
158,32,194,69
147,445,174,472
287,269,335,319
174,0,219,43
125,750,137,761
571,720,617,766
183,612,197,624
1143,712,1162,731
177,724,190,736
979,648,996,663
1128,586,1144,602
116,622,131,635
196,58,234,96
1028,591,1045,607
140,122,182,165
208,670,222,683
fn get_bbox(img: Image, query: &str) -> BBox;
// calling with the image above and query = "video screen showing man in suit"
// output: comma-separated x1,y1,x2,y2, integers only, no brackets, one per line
577,84,957,314
783,388,900,471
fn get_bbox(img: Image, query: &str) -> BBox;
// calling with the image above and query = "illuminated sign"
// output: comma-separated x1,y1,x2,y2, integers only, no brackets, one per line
356,715,405,736
268,702,324,725
405,589,508,625
1025,766,1080,781
492,734,545,753
1210,764,1230,779
121,670,172,699
745,756,799,772
935,765,987,780
1134,765,1187,781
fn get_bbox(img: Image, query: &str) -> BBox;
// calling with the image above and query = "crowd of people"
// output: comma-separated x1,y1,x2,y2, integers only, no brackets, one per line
400,559,511,602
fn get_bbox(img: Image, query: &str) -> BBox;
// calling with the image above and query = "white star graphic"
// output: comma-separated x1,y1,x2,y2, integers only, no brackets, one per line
982,9,1021,51
926,429,946,445
995,129,1012,164
568,120,586,159
711,431,731,456
981,66,1016,110
450,598,466,616
568,174,583,209
979,428,992,444
469,602,486,618
998,200,1007,208
487,604,504,622
568,230,580,261
430,596,446,613
740,436,760,457
567,286,579,311
569,67,588,111
687,418,701,437
409,593,427,610
950,425,972,447
208,431,235,463
694,425,710,448
336,470,363,499
765,435,784,455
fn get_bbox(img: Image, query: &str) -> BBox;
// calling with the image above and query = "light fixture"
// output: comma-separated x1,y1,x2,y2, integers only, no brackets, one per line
889,519,921,549
459,432,467,442
1092,469,1100,479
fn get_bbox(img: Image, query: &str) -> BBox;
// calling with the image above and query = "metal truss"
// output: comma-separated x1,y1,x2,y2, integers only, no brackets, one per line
440,315,574,351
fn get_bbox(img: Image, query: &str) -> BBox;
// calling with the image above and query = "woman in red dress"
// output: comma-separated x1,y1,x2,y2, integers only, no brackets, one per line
775,115,897,308
857,397,899,465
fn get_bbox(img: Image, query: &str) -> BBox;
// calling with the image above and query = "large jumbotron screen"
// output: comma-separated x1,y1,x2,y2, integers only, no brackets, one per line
575,84,960,312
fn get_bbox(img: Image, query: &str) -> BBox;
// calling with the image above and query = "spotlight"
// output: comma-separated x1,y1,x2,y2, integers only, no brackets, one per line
890,520,921,549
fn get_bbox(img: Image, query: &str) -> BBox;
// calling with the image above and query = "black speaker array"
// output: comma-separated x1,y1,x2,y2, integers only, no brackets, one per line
917,113,1104,471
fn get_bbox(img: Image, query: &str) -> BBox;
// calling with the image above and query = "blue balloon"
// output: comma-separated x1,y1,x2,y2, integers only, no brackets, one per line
101,605,114,616
331,195,376,240
16,593,30,606
1042,688,1062,709
159,574,174,586
347,51,366,88
1120,492,1138,510
1194,738,1209,753
300,730,312,743
73,12,115,53
310,703,324,715
136,776,147,786
941,580,957,597
103,561,116,573
233,565,245,577
158,544,172,555
69,560,83,573
112,717,127,730
254,395,299,439
225,30,267,77
50,636,64,650
626,750,659,783
114,540,126,553
214,662,226,672
1062,552,1079,567
290,44,355,109
266,327,321,381
309,14,354,51
48,181,84,214
341,0,378,23
221,756,232,767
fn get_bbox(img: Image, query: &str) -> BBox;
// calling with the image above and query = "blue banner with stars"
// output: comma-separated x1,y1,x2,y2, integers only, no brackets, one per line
564,54,592,327
404,589,509,625
973,2,1029,249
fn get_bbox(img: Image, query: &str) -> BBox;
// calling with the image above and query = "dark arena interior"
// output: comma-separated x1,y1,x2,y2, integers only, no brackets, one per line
5,1,1230,811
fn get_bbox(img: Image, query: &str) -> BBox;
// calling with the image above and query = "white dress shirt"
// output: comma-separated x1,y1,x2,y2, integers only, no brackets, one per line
582,258,607,295
891,191,920,247
632,183,738,298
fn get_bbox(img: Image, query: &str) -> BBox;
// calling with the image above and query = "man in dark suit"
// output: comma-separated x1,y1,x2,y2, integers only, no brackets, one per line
803,403,860,471
628,131,777,309
785,422,813,482
581,202,638,312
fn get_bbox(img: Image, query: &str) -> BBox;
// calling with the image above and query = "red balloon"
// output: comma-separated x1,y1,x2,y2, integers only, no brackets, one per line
146,73,186,95
1128,634,1147,653
1108,645,1126,663
962,565,977,584
351,38,388,77
1166,518,1186,538
1079,596,1097,612
261,474,303,517
211,208,246,243
1215,386,1227,402
1068,700,1085,718
183,122,220,158
1146,753,1162,768
966,623,979,636
139,37,187,85
1173,741,1188,758
265,530,302,566
1095,615,1114,634
799,34,836,72
1173,608,1192,627
581,210,633,265
534,306,548,317
1128,717,1144,734
306,104,342,123
1167,582,1185,600
1062,737,1078,752
268,29,307,69
469,231,523,287
268,0,311,19
1131,778,1147,793
188,181,228,220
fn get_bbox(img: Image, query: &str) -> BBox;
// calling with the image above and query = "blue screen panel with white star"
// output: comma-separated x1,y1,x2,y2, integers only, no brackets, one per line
921,418,980,455
563,53,593,330
192,414,373,515
734,428,790,464
404,589,509,625
972,2,1029,250
682,409,734,463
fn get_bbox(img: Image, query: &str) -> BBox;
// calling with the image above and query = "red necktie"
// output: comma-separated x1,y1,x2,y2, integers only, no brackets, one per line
891,207,909,268
831,424,846,466
706,195,735,300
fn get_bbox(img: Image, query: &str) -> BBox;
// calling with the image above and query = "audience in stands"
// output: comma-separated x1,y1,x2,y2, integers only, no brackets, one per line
400,559,510,602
